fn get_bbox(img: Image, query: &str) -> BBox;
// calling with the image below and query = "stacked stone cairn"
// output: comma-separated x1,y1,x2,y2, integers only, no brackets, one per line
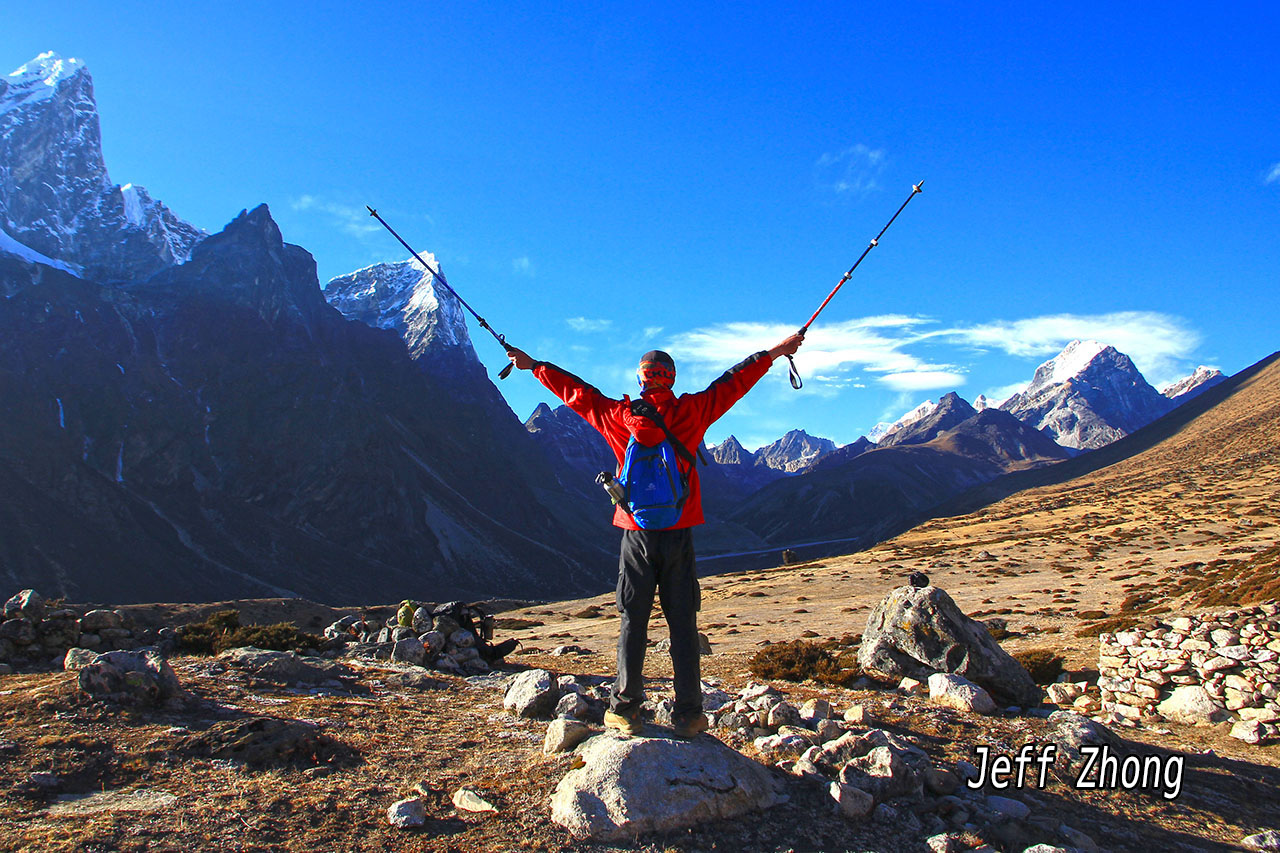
1097,603,1280,743
0,589,176,674
326,605,492,676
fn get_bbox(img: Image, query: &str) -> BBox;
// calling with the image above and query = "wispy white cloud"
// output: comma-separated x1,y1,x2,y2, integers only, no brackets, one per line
642,326,664,340
566,316,613,333
815,144,886,195
668,315,964,391
512,256,534,276
928,311,1200,386
979,381,1030,407
291,195,383,238
880,370,967,391
668,309,1201,394
1266,163,1280,185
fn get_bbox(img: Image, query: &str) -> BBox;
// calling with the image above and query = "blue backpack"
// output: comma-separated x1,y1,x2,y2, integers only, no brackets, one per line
618,398,700,529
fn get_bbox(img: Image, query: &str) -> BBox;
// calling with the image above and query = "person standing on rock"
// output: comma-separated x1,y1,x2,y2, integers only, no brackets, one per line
507,335,804,738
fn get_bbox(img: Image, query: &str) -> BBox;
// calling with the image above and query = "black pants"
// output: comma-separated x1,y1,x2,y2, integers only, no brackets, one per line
611,527,702,722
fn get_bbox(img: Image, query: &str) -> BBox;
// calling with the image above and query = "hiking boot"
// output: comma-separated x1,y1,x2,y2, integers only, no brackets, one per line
604,709,643,736
673,713,709,739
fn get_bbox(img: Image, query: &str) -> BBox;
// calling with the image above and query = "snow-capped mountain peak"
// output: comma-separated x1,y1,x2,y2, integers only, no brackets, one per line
1,52,86,113
0,51,204,281
325,257,475,360
1162,366,1226,403
869,398,938,444
999,340,1171,450
1041,339,1110,386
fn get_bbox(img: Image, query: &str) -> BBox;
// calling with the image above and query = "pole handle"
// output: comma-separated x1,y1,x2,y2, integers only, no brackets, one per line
497,363,514,380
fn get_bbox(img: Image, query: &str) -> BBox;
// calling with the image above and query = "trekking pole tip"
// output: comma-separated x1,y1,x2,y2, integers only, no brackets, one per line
913,180,924,193
366,205,377,216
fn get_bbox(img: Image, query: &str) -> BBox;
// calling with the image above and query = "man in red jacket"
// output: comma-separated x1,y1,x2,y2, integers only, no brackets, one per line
507,333,803,737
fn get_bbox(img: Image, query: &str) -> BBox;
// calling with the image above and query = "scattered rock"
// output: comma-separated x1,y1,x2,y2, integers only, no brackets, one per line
0,618,36,646
839,745,918,800
3,590,45,621
858,584,1042,706
452,787,497,813
924,767,959,796
387,797,427,828
1043,711,1124,763
79,609,123,632
220,647,352,685
843,705,867,724
549,731,782,840
928,673,997,715
799,697,832,723
62,648,98,672
985,794,1030,821
1242,829,1280,851
47,788,179,816
77,649,180,705
178,716,326,766
828,781,874,819
504,669,560,718
897,676,926,696
380,670,448,691
1156,685,1229,726
1231,719,1265,744
925,833,966,853
544,718,594,755
1045,682,1086,705
29,771,60,791
391,637,426,666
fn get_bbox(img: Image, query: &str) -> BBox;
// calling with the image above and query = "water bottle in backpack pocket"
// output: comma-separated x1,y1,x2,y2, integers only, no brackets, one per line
618,436,689,529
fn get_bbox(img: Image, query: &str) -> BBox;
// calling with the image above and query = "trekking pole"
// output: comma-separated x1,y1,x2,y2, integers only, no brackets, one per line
366,206,516,380
786,180,924,390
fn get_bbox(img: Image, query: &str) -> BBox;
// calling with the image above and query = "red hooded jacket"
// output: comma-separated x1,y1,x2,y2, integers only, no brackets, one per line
531,352,775,530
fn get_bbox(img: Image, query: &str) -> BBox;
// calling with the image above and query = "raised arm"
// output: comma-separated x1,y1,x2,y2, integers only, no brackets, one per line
684,333,805,425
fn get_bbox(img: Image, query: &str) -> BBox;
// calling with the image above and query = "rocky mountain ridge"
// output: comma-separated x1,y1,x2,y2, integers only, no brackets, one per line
0,52,204,281
997,340,1172,450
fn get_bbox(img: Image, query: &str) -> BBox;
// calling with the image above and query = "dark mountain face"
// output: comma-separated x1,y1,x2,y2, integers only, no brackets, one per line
0,53,203,281
804,436,873,472
728,408,1069,547
0,206,610,604
877,391,977,447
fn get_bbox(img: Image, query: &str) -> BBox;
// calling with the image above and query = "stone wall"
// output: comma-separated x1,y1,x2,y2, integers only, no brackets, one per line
1098,602,1280,726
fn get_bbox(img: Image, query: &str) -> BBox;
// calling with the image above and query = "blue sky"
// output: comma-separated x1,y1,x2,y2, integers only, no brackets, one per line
6,3,1279,448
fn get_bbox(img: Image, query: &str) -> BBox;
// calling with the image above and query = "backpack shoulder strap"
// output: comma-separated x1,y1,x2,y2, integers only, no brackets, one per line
629,398,699,469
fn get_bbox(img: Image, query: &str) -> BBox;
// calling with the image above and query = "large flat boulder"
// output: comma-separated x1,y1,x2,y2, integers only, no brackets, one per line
858,585,1041,707
550,732,782,840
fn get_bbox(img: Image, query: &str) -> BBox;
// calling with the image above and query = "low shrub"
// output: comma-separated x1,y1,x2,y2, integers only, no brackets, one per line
748,640,861,687
1013,648,1065,684
178,610,323,656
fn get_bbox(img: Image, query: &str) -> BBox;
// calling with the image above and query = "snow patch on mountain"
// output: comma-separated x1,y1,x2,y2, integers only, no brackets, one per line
869,398,939,444
0,52,85,115
0,227,80,275
1,52,205,281
1043,339,1109,386
999,340,1172,450
325,257,475,361
1162,366,1226,403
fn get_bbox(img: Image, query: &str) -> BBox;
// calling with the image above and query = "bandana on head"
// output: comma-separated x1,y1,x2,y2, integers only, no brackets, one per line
637,350,676,389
